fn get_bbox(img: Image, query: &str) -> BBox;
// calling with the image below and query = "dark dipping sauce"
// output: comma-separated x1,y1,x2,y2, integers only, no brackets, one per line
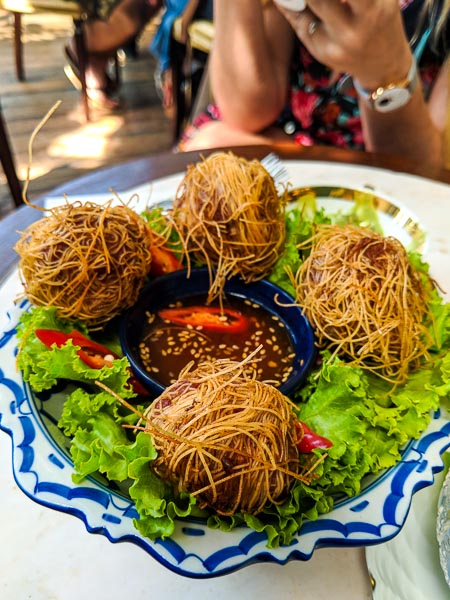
138,295,296,387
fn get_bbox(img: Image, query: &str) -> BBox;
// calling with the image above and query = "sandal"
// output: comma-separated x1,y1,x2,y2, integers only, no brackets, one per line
64,45,121,110
64,64,121,110
64,45,119,92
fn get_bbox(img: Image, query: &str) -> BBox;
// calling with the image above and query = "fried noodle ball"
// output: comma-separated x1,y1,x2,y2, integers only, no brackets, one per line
144,357,314,516
15,201,152,327
294,224,433,383
170,152,286,301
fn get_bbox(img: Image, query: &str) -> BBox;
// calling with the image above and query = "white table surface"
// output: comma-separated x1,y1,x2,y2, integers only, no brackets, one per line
0,160,449,599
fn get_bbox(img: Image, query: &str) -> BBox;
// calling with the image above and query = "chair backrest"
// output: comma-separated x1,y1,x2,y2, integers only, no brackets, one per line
173,18,214,54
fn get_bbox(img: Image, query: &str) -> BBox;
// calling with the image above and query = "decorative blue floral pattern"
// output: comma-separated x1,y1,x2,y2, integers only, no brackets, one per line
1,299,449,578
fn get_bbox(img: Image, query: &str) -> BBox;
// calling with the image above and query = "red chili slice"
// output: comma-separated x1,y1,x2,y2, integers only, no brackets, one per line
149,246,184,277
34,328,149,396
295,421,333,453
157,306,248,334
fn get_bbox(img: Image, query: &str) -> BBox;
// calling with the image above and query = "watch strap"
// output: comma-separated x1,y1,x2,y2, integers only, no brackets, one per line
353,58,418,113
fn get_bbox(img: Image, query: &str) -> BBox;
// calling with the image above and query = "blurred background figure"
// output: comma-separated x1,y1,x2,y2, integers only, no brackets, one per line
150,0,213,118
65,0,163,108
181,0,449,167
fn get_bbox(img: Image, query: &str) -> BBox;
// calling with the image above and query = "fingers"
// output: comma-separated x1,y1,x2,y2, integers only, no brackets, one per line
280,6,315,35
304,0,352,23
276,1,350,44
276,0,412,84
277,6,326,46
274,3,358,79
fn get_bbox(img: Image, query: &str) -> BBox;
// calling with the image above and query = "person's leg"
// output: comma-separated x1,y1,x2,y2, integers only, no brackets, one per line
84,0,162,56
66,0,162,102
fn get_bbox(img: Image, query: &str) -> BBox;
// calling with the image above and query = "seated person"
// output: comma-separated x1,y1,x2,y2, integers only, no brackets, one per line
150,0,213,117
181,0,450,168
65,0,163,108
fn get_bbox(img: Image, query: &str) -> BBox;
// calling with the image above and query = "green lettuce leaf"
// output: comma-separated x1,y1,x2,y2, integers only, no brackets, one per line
16,306,136,398
331,190,383,234
269,201,331,296
58,387,142,480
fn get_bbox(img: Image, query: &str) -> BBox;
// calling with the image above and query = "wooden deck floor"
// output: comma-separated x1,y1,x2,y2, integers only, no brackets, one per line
0,11,173,220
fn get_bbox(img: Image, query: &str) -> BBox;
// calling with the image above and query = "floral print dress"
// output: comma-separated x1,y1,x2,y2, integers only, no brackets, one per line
183,0,448,150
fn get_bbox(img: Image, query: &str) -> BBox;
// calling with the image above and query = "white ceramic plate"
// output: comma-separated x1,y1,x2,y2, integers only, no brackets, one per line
0,175,448,578
365,458,450,599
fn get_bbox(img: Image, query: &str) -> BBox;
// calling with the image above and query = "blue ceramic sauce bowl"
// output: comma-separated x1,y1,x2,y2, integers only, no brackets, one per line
119,267,316,397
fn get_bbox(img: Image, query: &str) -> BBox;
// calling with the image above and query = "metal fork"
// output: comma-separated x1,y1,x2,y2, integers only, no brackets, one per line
260,153,290,191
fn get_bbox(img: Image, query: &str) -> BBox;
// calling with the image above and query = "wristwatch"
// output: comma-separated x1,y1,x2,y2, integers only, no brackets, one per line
353,58,418,113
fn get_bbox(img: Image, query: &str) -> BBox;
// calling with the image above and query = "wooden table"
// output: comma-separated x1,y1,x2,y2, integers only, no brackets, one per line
2,144,450,283
1,145,449,599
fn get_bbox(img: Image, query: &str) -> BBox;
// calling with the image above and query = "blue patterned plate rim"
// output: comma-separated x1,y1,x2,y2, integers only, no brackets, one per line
0,183,448,578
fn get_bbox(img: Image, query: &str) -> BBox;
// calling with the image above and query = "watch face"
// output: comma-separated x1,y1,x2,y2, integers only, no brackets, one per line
373,87,411,113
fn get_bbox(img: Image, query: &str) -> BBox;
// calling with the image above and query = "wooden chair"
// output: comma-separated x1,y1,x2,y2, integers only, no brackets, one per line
0,0,120,121
170,17,214,143
0,101,23,208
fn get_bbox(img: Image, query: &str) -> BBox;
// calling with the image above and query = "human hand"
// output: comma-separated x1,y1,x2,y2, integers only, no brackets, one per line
275,0,414,89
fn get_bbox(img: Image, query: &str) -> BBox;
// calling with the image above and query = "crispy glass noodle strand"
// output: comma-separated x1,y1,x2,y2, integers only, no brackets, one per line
126,351,322,517
293,224,434,384
21,101,62,210
169,152,287,302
